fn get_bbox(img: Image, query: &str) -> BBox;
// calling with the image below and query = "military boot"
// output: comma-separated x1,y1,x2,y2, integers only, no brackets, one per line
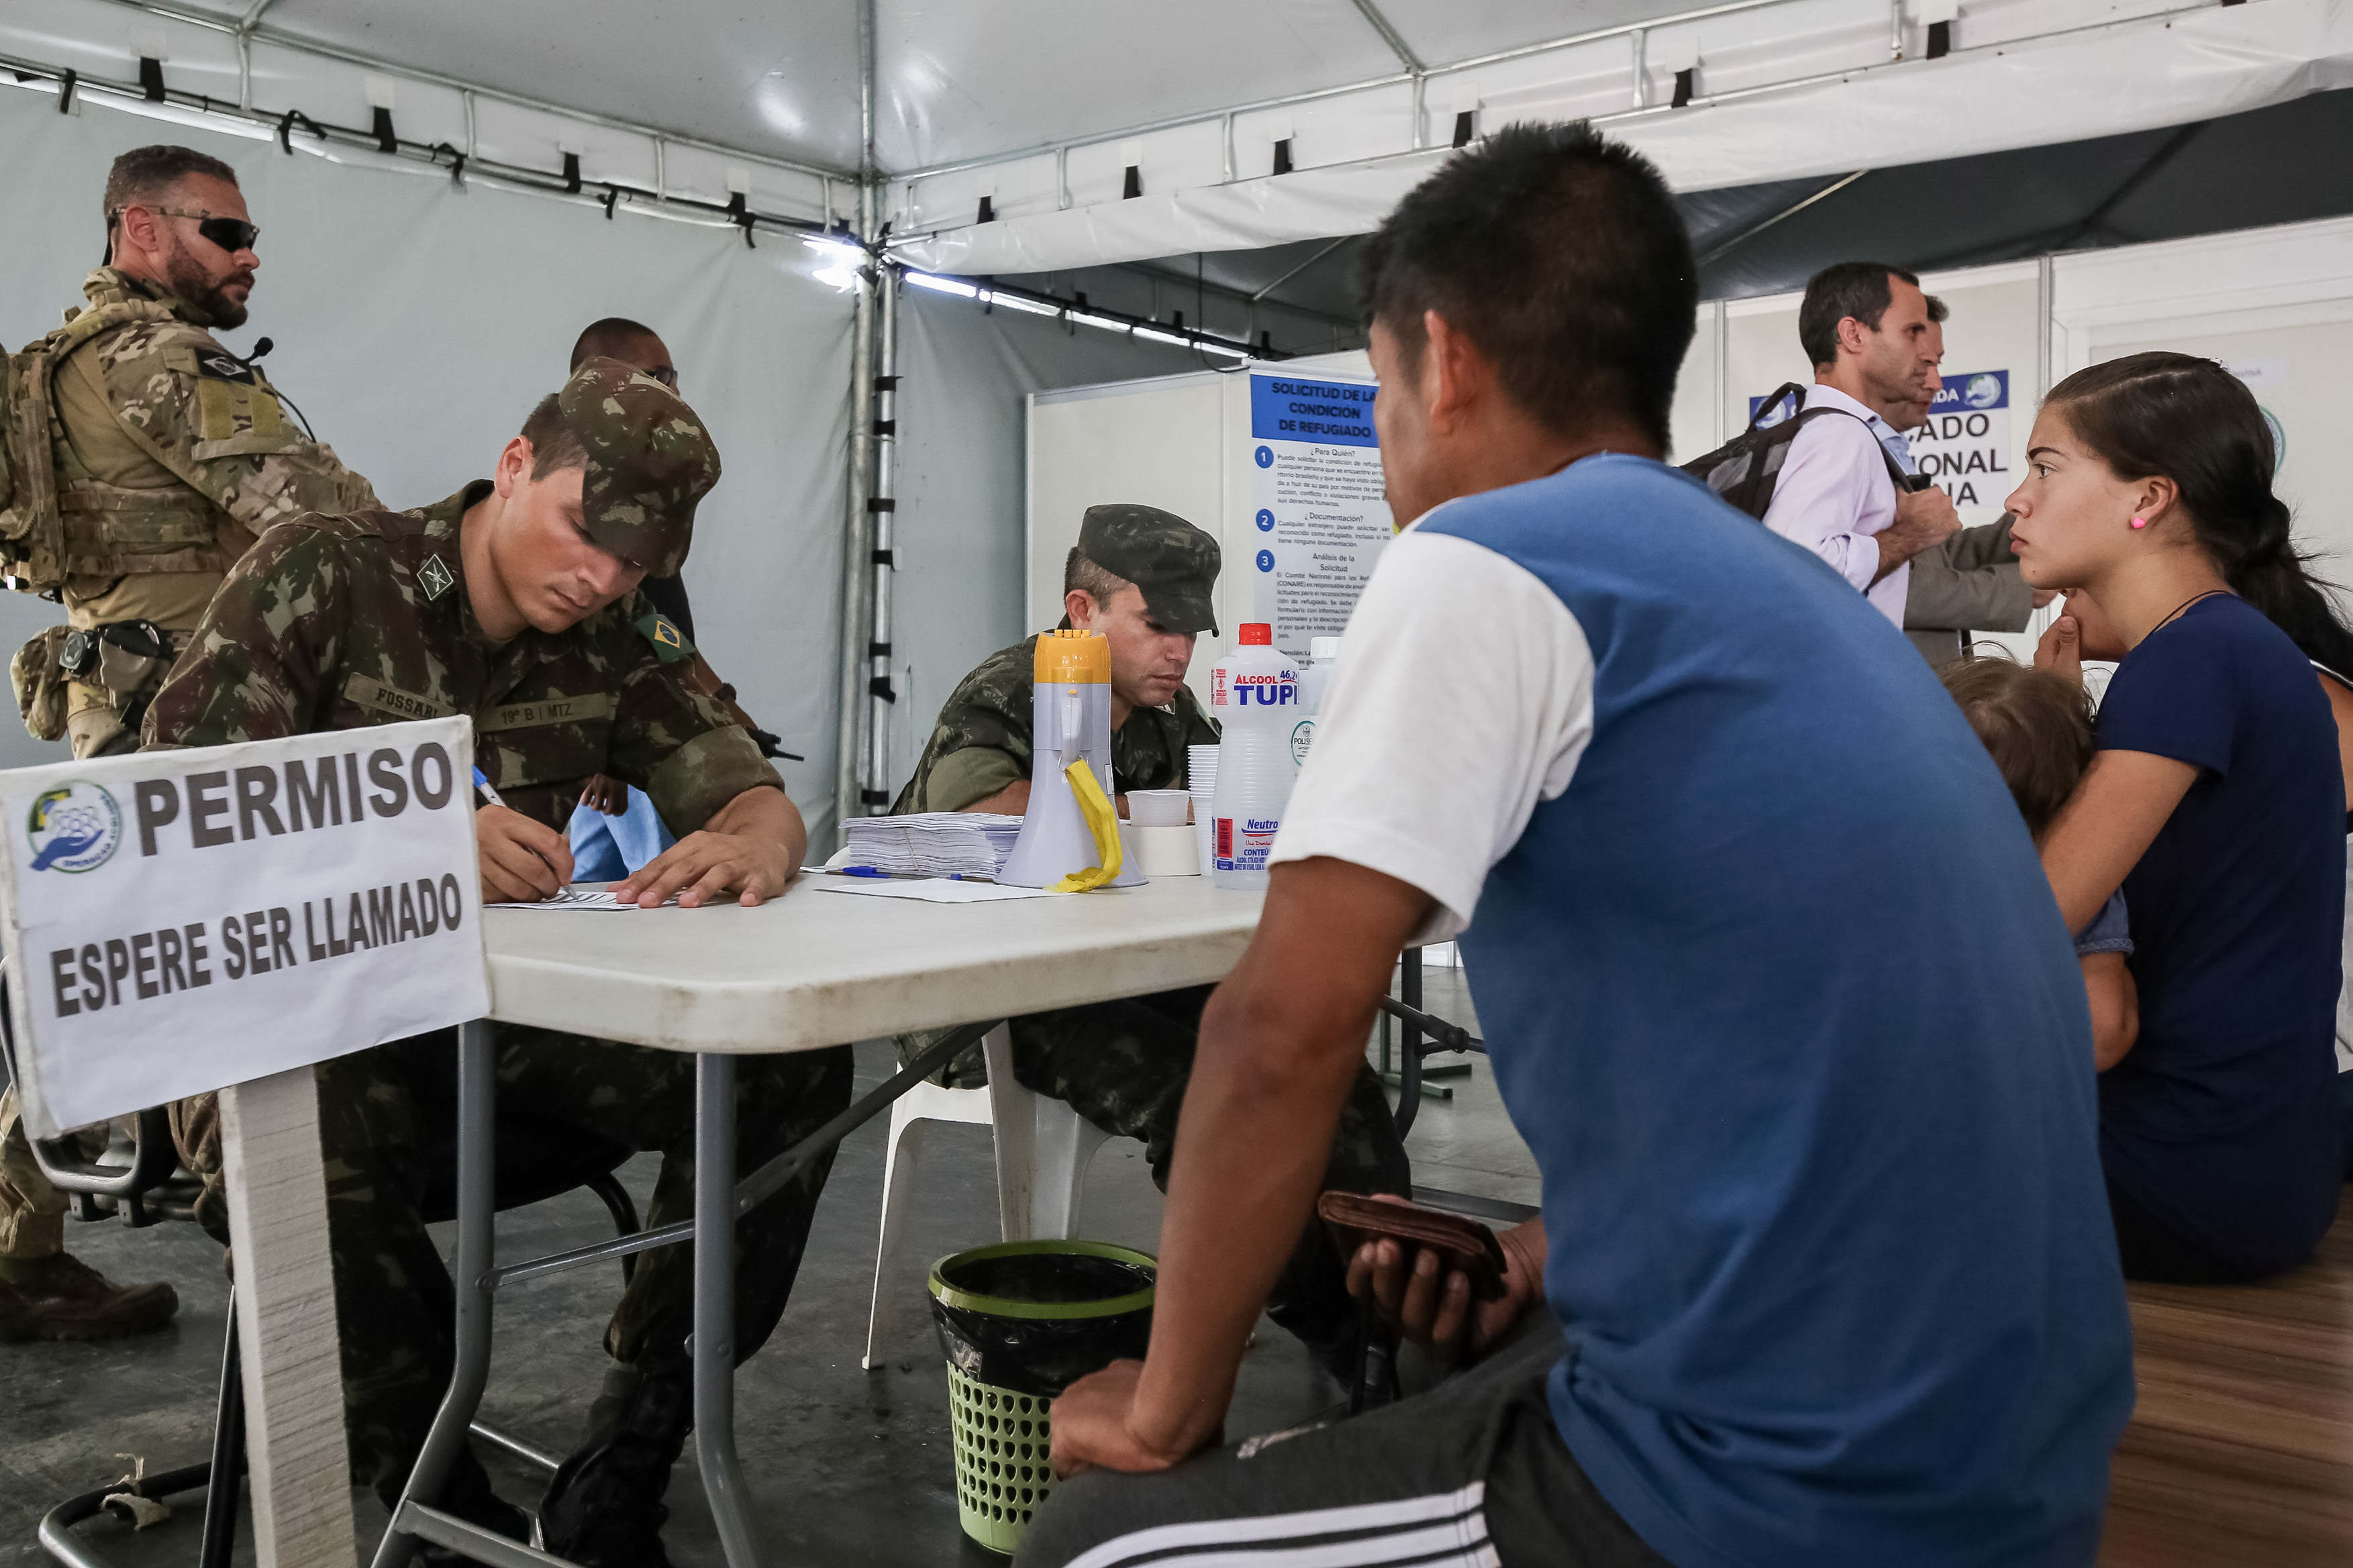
0,1251,177,1341
539,1365,693,1568
411,1447,538,1566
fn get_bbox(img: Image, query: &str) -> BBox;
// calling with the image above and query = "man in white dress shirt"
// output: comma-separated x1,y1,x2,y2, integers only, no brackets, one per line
1761,262,1962,626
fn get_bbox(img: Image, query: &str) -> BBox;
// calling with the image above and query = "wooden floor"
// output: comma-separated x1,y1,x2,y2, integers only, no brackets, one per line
2102,1190,2353,1565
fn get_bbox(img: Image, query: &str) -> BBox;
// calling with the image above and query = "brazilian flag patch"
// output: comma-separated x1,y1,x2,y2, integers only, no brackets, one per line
634,610,693,664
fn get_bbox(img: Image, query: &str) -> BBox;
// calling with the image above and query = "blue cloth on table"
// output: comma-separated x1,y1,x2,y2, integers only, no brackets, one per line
568,788,676,881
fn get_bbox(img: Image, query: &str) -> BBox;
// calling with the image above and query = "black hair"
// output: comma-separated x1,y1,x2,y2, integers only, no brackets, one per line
1062,547,1130,606
1797,262,1948,368
2048,352,2353,677
570,317,664,373
518,394,588,478
1356,121,1697,450
103,145,239,225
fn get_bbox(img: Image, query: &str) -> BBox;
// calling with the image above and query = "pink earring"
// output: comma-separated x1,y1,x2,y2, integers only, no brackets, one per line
2130,516,2150,529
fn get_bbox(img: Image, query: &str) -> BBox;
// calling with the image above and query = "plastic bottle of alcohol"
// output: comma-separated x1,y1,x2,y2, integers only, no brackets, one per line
1207,623,1299,890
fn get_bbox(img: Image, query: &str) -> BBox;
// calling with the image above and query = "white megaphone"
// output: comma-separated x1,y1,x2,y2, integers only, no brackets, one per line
996,631,1147,892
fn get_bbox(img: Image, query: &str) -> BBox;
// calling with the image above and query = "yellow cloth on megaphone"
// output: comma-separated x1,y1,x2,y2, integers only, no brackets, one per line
1050,758,1125,893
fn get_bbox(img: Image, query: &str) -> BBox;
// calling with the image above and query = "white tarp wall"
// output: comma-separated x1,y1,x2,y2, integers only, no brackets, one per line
0,84,856,834
884,289,1209,799
891,0,2353,276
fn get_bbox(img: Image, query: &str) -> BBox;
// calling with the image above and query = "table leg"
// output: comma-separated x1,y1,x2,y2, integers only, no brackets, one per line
220,1065,358,1567
374,1018,499,1568
696,1052,765,1566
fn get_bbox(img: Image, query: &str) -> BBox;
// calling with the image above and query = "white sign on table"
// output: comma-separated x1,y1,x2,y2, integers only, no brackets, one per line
0,715,489,1568
0,717,489,1140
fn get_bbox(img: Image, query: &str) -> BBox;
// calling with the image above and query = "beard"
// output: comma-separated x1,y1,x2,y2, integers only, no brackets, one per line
161,244,252,329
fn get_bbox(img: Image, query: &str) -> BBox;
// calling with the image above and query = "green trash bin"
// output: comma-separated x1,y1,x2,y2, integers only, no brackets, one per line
929,1240,1156,1555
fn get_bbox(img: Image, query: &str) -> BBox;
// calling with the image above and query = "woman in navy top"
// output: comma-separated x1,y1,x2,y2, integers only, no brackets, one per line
2014,352,2347,1282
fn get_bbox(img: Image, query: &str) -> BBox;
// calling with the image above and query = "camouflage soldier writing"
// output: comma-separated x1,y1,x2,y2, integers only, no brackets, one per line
1,144,379,757
894,505,1412,1388
145,360,844,1566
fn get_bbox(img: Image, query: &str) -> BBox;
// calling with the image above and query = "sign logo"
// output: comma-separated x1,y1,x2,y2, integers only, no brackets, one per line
26,782,121,874
419,554,455,600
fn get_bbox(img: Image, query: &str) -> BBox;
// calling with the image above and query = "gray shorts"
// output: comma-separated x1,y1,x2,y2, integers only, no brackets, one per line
1017,1317,1669,1568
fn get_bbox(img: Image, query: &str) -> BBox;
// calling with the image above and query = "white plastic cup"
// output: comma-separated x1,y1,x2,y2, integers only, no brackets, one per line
1127,788,1191,827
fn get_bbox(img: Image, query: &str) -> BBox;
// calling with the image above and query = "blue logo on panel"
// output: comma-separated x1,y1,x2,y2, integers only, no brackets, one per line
1248,373,1378,447
1255,509,1274,532
1254,446,1273,468
1256,550,1274,572
1750,370,2010,425
1929,370,2008,412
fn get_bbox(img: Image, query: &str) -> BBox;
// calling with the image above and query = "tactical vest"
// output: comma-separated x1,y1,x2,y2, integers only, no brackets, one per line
0,290,238,594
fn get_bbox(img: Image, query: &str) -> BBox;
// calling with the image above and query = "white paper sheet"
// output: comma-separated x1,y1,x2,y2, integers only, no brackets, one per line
486,888,679,911
812,876,1057,904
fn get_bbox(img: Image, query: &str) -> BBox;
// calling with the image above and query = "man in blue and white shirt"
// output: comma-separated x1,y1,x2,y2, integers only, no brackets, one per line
1024,124,2132,1568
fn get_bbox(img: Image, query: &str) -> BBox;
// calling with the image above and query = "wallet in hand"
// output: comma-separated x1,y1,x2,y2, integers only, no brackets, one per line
1317,1191,1510,1302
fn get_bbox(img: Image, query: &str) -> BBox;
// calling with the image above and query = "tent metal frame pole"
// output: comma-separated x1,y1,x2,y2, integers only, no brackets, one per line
862,268,901,817
834,235,879,843
834,0,883,843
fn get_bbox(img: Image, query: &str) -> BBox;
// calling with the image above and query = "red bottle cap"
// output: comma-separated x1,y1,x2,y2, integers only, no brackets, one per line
1238,623,1272,645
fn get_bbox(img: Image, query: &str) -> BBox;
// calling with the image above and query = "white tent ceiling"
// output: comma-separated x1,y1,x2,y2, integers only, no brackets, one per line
7,0,2350,278
58,0,1725,174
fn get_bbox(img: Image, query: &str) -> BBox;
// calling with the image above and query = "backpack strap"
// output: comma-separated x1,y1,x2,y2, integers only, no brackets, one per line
1779,386,1915,490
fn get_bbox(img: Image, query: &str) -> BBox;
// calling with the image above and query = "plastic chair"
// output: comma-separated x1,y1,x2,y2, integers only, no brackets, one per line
862,1022,1113,1369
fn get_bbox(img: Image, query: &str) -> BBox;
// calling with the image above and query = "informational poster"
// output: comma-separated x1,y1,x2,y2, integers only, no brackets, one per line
0,717,489,1139
1750,370,2015,516
1907,370,2013,512
1245,373,1393,656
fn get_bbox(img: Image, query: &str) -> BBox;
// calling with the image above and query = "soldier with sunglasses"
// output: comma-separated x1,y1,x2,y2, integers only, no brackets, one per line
3,143,379,760
0,145,377,1346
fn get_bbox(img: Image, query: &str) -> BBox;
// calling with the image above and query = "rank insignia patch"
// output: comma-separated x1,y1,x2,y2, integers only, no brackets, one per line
419,554,454,600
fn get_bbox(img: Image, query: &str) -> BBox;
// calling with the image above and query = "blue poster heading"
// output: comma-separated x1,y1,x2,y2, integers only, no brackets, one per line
1932,370,2009,413
1250,374,1378,447
1748,370,2007,425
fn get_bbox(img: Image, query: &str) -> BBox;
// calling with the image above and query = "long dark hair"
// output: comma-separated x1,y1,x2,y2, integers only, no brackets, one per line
2048,351,2353,676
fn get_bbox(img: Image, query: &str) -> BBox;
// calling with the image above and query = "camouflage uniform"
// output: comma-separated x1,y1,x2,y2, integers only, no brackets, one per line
7,266,380,755
895,505,1412,1368
0,267,379,1268
144,362,853,1520
892,632,1219,816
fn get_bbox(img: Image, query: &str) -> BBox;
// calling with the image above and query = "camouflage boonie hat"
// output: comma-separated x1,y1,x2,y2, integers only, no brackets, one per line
1077,503,1220,635
558,356,720,577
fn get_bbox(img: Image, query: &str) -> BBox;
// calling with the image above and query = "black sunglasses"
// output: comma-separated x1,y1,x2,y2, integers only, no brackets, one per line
112,206,261,255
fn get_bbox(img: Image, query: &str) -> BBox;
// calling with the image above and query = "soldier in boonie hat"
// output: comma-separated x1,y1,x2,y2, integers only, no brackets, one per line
1075,503,1221,637
559,356,721,579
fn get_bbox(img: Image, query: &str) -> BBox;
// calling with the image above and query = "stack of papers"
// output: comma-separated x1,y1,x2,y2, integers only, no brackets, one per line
841,812,1023,878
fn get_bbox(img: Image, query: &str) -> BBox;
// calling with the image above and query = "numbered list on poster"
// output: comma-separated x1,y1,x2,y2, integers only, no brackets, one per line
1245,374,1393,655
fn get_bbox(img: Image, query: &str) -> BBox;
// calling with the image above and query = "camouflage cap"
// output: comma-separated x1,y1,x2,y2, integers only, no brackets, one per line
1077,503,1220,635
558,356,720,577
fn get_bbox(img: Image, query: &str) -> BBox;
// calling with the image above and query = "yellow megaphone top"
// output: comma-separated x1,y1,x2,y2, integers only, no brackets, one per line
1034,629,1110,684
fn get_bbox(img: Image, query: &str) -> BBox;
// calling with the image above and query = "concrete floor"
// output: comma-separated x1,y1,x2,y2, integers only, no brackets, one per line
0,968,1536,1567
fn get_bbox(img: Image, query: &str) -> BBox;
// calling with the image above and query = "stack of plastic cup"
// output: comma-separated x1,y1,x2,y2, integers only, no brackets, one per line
1187,743,1219,880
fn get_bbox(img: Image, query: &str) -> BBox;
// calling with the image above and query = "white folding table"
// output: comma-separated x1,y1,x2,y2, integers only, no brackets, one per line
375,874,1264,1568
